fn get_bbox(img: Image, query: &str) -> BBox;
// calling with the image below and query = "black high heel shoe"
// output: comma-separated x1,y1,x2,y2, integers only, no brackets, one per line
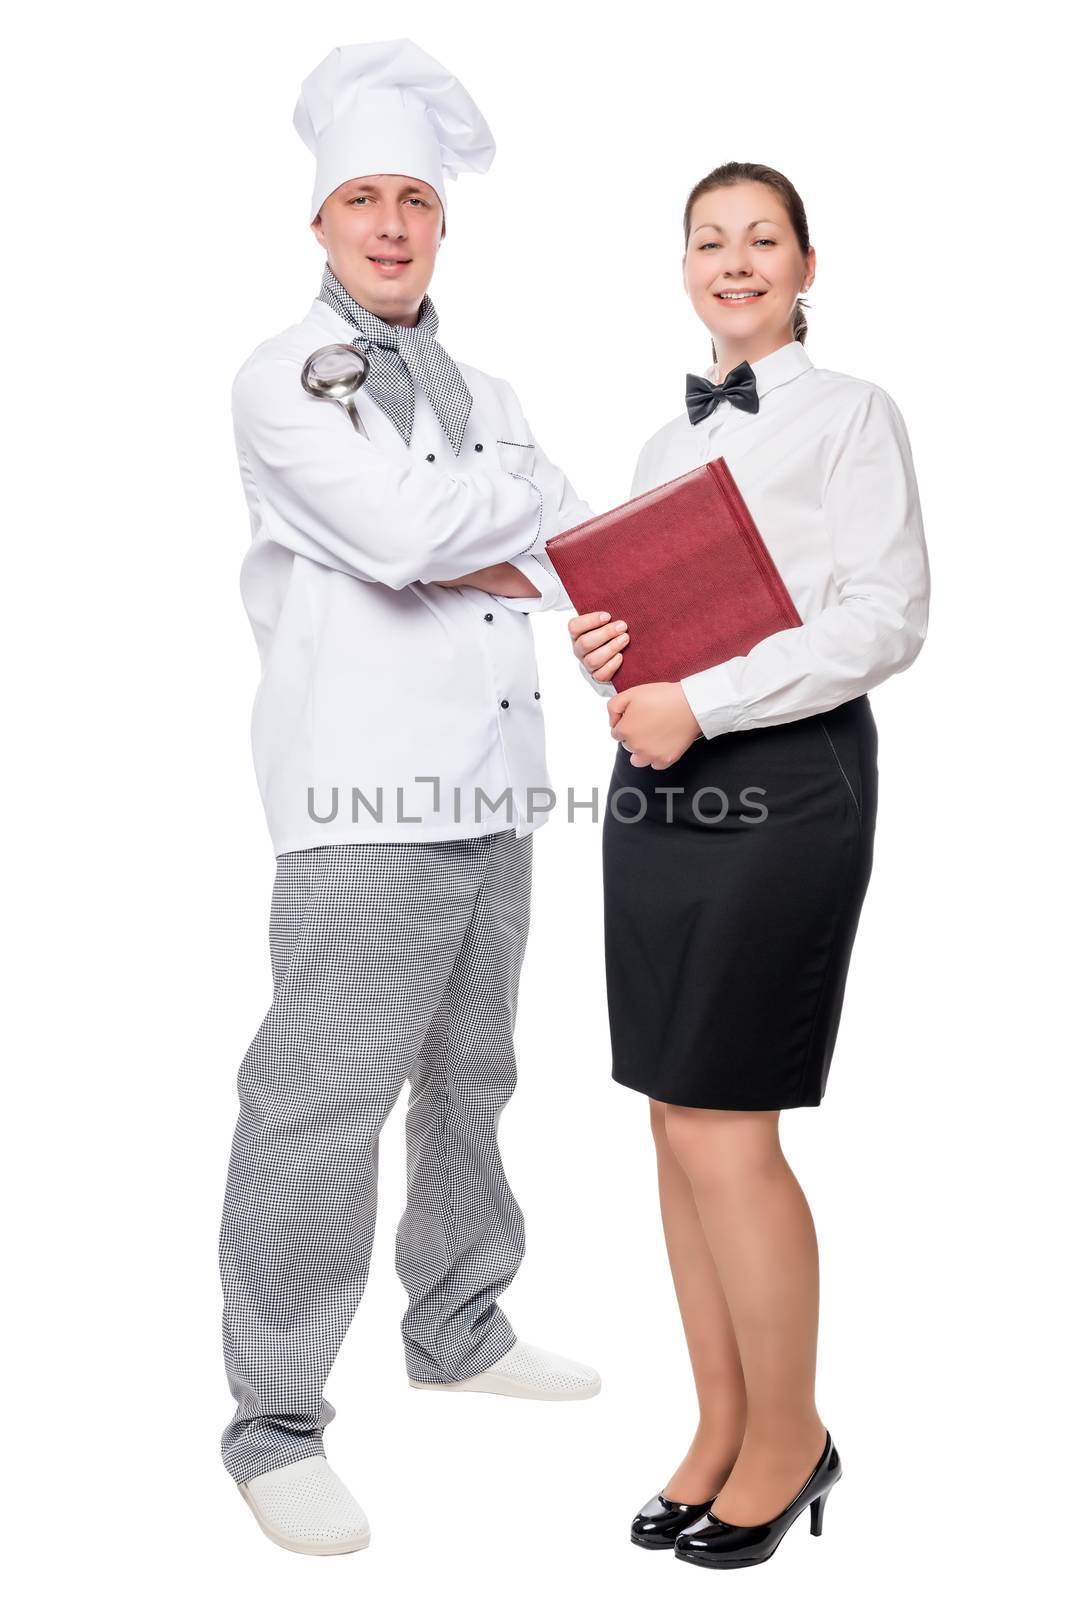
630,1491,717,1550
673,1430,841,1569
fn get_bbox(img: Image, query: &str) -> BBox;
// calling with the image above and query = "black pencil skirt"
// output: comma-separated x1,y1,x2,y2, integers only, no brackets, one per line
602,693,878,1110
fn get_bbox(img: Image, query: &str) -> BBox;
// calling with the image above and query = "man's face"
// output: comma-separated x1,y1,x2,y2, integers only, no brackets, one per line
311,173,445,325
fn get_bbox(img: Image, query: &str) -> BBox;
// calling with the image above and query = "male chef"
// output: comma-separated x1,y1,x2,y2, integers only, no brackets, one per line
217,39,601,1557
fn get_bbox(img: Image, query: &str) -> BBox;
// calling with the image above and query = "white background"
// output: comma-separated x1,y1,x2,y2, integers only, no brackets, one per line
5,1,1064,1594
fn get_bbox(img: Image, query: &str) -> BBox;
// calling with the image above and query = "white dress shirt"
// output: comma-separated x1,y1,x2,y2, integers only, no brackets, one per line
577,340,930,736
232,296,586,854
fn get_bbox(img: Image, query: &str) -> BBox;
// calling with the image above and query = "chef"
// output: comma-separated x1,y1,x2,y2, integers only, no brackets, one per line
217,38,600,1558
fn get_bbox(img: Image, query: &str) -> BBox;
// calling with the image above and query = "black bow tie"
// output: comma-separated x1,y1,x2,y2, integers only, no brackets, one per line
685,362,760,425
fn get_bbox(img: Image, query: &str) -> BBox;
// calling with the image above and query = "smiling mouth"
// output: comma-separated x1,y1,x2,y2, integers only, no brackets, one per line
716,290,766,301
368,256,412,266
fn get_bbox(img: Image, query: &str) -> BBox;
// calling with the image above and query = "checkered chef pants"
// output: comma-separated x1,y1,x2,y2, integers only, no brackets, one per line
218,827,533,1483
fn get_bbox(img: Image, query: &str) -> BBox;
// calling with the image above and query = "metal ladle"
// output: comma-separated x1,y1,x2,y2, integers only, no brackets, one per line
300,343,370,432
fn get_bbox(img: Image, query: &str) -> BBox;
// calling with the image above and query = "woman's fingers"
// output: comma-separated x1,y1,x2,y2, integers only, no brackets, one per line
569,615,630,660
568,611,610,639
569,612,626,650
585,632,629,669
589,651,624,682
567,612,631,681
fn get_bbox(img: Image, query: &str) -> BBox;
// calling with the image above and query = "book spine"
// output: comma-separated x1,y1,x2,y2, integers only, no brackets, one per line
706,461,803,629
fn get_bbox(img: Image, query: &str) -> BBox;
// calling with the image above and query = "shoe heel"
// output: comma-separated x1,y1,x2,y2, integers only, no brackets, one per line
809,1493,826,1536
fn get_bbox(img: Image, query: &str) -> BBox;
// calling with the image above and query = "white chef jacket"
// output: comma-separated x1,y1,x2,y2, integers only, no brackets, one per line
577,340,930,736
232,295,587,854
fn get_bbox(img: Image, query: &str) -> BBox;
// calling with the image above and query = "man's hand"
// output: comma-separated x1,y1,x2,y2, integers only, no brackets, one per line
608,682,703,769
568,611,631,681
433,562,540,597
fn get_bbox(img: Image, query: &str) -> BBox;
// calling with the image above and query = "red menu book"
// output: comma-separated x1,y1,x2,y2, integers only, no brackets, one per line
544,458,802,694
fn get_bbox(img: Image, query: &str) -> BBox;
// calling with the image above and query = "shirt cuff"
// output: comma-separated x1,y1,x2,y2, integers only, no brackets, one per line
489,551,564,613
579,658,618,699
680,664,740,740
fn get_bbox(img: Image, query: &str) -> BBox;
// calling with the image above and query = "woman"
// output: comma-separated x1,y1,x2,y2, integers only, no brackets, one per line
569,161,930,1569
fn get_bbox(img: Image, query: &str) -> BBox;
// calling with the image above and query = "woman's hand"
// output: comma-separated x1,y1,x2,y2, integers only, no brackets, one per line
608,683,703,769
434,562,540,597
568,611,631,681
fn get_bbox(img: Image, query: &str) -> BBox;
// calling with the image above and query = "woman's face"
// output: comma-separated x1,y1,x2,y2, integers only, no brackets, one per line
311,173,445,325
682,181,815,353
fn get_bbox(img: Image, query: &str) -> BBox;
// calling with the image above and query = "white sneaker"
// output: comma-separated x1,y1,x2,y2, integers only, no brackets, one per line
409,1339,601,1401
237,1455,371,1555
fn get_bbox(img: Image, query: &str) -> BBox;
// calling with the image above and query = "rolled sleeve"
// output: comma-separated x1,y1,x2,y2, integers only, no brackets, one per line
490,549,567,614
489,400,593,615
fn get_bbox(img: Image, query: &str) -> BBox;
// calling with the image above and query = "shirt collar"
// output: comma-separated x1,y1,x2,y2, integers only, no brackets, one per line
705,339,812,399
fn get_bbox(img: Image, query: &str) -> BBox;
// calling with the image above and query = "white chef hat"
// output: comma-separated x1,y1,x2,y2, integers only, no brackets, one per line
293,38,496,223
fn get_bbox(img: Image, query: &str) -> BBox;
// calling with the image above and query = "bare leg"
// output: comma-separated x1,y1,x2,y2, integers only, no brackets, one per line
648,1099,747,1501
661,1105,828,1526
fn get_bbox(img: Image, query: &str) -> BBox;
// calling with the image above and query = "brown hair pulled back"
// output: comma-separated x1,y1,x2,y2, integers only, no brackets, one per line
683,162,811,356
